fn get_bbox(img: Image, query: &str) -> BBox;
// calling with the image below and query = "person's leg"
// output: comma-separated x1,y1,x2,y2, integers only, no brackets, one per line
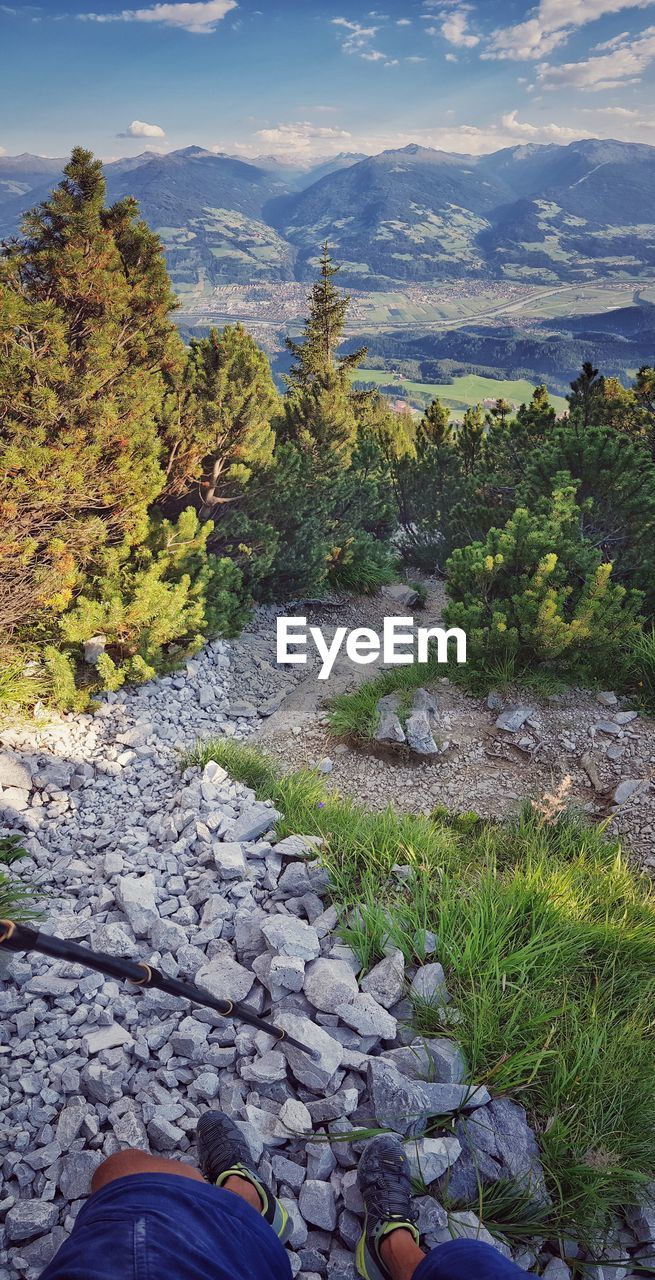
91,1149,205,1192
379,1228,426,1280
91,1147,261,1213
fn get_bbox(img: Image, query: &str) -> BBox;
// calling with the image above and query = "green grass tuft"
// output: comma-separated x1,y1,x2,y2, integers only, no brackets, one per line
0,834,42,923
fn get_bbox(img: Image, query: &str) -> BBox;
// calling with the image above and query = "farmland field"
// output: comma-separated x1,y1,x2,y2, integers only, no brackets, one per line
350,368,569,416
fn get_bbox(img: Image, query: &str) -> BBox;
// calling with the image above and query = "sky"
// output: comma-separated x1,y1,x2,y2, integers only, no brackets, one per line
1,0,654,163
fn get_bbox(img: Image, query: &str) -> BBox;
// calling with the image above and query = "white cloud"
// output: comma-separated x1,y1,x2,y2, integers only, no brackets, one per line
0,145,6,156
253,121,353,157
485,0,655,62
538,25,655,89
406,54,427,61
124,119,166,137
332,14,394,61
397,16,411,23
445,51,457,60
500,108,597,141
440,4,479,47
78,1,237,35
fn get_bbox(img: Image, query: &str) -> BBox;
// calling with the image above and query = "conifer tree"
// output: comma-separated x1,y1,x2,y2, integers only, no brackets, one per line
457,404,485,474
285,244,366,391
568,361,603,427
418,397,453,447
161,323,279,514
0,147,180,632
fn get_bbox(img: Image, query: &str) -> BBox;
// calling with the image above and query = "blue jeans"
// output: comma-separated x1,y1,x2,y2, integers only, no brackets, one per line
415,1238,536,1279
39,1172,534,1280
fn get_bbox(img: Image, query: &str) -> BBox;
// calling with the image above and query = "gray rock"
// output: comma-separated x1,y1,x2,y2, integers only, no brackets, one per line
542,1261,573,1280
612,779,643,806
441,1097,548,1207
625,1185,655,1243
406,688,439,756
280,1196,308,1249
274,1011,344,1091
59,1151,105,1200
55,1102,86,1147
277,1098,312,1136
360,950,405,1009
91,922,138,957
614,710,638,725
1,786,29,811
196,953,254,1003
405,1136,461,1184
0,750,32,791
495,706,534,733
115,874,159,937
230,804,281,843
374,694,405,745
213,842,248,880
410,963,448,1007
83,634,107,665
272,1154,306,1191
81,1062,124,1105
596,691,618,707
426,1038,467,1084
593,721,622,737
299,1180,337,1231
304,958,358,1013
5,1200,59,1243
147,1117,185,1152
367,1060,488,1136
240,1050,287,1085
262,914,320,961
83,1023,134,1055
382,583,419,608
415,1195,448,1247
336,993,397,1040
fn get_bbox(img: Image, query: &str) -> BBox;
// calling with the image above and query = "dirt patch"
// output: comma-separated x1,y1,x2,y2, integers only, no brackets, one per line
243,582,655,870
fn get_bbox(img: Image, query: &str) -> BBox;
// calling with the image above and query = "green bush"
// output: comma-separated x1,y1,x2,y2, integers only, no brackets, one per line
444,486,643,680
328,529,395,593
53,507,249,702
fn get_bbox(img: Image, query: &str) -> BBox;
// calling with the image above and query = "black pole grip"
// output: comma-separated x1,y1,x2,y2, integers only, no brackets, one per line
0,920,317,1058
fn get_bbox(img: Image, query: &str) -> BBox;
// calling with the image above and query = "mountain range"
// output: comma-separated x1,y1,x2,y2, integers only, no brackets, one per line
1,139,654,291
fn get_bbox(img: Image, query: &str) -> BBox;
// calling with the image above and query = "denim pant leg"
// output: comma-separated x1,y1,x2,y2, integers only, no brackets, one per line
413,1238,537,1280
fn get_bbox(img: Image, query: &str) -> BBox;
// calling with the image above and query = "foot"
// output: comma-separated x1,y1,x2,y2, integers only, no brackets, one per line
196,1110,290,1244
356,1135,420,1280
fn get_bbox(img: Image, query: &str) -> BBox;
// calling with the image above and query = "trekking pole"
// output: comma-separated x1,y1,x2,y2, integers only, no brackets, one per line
0,920,318,1059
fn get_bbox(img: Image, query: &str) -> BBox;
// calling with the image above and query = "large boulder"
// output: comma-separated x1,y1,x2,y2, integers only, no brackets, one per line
437,1097,549,1207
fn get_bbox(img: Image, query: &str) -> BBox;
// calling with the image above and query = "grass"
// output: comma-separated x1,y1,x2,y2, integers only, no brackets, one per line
0,835,41,923
327,649,567,746
0,648,46,720
183,738,655,1249
630,626,655,715
350,369,569,416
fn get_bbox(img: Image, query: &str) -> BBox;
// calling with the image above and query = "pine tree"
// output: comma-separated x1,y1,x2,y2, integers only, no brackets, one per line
0,147,180,633
285,244,366,392
568,361,603,427
418,397,453,447
457,404,485,474
161,323,279,515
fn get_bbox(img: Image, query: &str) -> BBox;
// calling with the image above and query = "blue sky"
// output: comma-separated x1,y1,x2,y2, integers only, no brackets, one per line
1,0,654,162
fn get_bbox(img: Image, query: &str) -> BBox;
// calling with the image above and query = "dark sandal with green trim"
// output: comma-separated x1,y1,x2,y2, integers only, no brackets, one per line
196,1109,290,1244
356,1135,421,1280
